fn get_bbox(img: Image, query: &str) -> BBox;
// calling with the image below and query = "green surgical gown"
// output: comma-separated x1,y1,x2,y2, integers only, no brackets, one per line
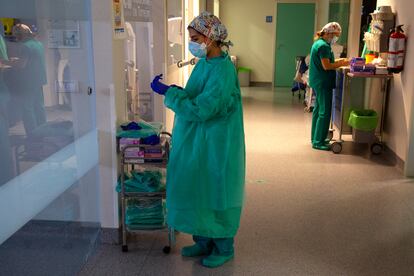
164,52,246,238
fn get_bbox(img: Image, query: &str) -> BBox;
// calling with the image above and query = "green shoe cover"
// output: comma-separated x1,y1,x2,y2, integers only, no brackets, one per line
202,253,234,268
181,244,211,257
312,144,331,151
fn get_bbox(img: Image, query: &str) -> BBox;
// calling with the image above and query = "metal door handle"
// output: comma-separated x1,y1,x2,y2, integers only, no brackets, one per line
177,58,197,68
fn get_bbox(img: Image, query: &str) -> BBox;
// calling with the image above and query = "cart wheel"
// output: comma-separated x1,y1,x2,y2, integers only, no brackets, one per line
122,245,128,252
327,130,334,141
163,246,171,254
371,143,383,155
332,142,342,154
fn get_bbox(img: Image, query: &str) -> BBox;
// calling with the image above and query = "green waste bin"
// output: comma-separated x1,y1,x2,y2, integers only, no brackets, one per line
348,110,378,131
348,109,378,143
238,67,252,87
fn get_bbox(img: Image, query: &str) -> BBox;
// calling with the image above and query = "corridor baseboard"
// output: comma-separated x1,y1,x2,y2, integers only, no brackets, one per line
250,82,272,87
384,145,405,173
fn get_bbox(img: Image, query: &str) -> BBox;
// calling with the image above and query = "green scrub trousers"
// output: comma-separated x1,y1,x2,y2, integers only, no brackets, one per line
311,87,333,146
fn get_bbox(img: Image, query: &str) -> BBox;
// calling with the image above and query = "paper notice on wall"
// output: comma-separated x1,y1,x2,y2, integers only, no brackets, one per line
48,20,80,49
113,0,127,39
124,0,152,22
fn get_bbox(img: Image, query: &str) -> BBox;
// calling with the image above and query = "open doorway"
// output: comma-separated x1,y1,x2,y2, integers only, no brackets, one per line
359,0,378,55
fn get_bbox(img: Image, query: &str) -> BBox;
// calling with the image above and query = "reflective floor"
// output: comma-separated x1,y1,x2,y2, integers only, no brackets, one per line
80,87,414,276
0,221,100,276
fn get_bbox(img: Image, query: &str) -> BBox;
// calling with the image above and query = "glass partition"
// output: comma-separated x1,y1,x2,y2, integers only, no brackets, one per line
0,0,100,274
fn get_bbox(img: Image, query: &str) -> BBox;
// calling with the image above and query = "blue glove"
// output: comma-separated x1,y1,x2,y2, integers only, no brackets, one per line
120,121,142,131
151,74,170,95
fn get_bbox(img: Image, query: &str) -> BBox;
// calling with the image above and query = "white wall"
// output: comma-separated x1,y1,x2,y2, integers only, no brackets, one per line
318,0,329,29
347,0,362,58
221,0,338,83
220,0,276,82
375,0,414,176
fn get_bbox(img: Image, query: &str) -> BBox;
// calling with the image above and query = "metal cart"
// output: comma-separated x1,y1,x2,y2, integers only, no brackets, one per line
119,132,175,253
330,68,393,154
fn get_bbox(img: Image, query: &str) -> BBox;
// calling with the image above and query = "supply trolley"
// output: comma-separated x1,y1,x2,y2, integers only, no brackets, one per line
330,67,393,154
118,132,175,253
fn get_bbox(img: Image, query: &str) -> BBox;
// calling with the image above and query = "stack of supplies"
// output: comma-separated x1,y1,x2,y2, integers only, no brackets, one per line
375,66,388,75
117,120,163,140
125,198,166,229
350,58,376,75
118,121,165,162
116,170,165,193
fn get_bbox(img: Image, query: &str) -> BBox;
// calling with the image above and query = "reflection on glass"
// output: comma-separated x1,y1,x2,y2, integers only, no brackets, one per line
12,24,47,137
167,0,183,66
167,16,183,66
0,21,81,184
0,31,13,185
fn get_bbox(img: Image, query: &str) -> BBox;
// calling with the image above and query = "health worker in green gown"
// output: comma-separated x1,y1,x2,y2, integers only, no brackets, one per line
309,22,349,151
12,24,47,137
150,12,245,268
0,31,14,185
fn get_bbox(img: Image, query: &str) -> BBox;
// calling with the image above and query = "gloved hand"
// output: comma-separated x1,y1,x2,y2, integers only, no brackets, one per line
151,74,170,95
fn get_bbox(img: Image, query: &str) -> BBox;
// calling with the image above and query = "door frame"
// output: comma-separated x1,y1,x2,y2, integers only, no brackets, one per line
272,0,318,87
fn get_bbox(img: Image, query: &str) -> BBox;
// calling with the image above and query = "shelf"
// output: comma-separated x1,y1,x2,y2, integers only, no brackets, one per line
122,160,167,167
347,72,393,79
126,225,167,232
122,192,166,198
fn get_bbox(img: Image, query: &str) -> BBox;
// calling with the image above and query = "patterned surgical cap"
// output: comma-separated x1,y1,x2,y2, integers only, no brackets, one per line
321,22,342,34
188,11,228,42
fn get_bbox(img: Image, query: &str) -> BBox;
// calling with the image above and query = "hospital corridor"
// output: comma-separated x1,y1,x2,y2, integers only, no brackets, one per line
78,87,414,275
1,0,414,275
4,87,413,275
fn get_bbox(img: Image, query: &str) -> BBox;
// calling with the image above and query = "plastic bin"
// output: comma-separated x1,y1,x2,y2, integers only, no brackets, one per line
348,109,378,143
238,67,251,87
348,110,378,131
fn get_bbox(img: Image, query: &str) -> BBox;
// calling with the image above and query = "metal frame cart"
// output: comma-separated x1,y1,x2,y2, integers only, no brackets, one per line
330,68,393,154
119,132,175,253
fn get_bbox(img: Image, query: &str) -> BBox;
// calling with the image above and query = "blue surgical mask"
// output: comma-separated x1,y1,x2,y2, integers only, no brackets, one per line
189,41,207,58
330,36,339,45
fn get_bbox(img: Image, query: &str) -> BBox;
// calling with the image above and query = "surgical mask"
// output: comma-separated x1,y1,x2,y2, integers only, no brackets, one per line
330,36,339,45
189,41,207,58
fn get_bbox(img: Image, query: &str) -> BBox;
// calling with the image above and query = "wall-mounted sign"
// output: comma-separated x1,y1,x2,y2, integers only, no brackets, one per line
113,0,127,39
48,20,80,49
124,0,153,22
55,80,79,93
